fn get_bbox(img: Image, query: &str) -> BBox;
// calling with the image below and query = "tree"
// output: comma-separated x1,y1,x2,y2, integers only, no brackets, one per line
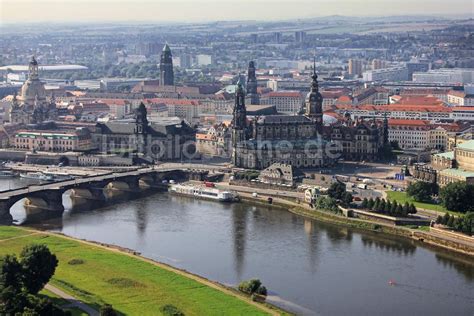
361,198,368,209
439,182,474,213
378,199,386,213
0,255,23,292
0,246,65,315
328,182,346,200
373,198,380,212
447,215,455,227
403,202,410,214
406,181,437,203
341,192,353,207
19,244,58,295
390,201,398,215
442,213,451,225
385,200,392,214
409,203,417,214
395,204,404,217
367,198,375,209
100,304,118,316
436,215,443,224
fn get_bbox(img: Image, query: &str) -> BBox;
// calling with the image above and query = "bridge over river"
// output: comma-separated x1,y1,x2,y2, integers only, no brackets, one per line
0,167,191,223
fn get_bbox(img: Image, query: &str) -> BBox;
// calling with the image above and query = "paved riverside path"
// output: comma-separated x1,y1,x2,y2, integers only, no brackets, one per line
44,284,99,316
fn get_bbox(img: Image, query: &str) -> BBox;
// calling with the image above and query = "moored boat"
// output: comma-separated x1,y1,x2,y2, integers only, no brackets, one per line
0,170,15,178
20,172,54,181
169,183,238,202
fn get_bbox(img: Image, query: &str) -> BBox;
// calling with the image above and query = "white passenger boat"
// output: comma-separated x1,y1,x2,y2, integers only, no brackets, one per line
20,172,54,181
0,170,15,178
169,183,238,202
42,172,74,181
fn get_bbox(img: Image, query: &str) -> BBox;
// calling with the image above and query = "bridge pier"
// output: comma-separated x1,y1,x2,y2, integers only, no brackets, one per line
0,199,13,224
24,188,65,213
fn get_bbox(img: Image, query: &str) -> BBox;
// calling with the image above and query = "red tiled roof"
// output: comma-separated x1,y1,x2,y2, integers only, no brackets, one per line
262,91,302,98
394,96,444,106
388,119,430,126
98,99,129,106
144,98,200,106
452,106,474,112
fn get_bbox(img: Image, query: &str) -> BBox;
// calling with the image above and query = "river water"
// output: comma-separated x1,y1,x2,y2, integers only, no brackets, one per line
2,178,473,315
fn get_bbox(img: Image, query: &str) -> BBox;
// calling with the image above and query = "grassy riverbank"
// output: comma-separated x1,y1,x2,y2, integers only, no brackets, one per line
0,226,286,316
386,191,463,216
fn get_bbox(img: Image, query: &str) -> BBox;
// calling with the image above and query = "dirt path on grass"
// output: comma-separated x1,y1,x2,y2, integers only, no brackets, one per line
45,284,99,316
0,232,42,243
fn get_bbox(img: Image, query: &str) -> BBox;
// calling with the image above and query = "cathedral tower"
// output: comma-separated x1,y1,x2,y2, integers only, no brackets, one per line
305,60,323,134
232,78,248,165
246,61,259,105
160,44,174,86
135,102,149,154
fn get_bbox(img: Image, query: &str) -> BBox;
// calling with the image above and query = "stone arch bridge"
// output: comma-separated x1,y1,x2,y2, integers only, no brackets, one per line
0,167,192,223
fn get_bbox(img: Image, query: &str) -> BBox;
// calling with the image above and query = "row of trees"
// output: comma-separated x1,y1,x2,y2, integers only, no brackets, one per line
435,212,474,235
0,244,64,315
407,181,474,213
361,197,417,217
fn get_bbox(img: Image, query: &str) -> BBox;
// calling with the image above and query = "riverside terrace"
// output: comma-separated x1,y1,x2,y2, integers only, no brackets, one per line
0,167,191,223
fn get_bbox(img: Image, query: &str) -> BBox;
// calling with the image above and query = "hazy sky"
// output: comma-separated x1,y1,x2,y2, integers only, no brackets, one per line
1,0,472,23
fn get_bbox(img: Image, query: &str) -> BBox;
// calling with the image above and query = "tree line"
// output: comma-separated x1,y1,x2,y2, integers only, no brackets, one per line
406,181,474,214
361,197,417,217
435,212,474,236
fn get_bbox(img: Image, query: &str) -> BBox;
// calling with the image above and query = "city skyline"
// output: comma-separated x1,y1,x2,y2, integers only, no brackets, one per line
1,0,472,24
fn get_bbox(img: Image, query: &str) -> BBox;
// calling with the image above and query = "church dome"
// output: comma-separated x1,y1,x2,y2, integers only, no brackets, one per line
20,79,47,105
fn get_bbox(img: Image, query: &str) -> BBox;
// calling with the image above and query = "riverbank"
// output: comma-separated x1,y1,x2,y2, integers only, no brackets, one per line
238,192,474,257
0,226,289,316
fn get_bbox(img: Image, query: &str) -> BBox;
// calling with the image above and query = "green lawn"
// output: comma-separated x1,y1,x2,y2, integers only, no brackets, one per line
0,226,279,316
386,191,462,216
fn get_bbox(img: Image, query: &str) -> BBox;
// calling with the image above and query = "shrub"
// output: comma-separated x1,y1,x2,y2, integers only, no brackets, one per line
67,259,85,265
100,304,117,316
161,304,185,316
238,279,267,297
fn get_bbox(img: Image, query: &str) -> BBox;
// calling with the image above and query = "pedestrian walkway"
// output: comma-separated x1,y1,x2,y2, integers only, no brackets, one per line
44,284,98,316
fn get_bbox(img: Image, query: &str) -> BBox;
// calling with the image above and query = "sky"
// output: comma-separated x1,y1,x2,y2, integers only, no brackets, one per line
1,0,472,23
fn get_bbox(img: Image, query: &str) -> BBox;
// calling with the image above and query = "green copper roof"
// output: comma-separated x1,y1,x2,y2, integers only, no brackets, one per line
457,140,474,151
440,168,474,178
434,151,454,159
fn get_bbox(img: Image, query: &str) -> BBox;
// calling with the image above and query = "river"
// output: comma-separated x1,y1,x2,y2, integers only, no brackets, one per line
2,178,473,315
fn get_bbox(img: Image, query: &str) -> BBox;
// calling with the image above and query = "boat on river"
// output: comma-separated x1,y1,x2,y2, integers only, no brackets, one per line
169,183,238,202
0,170,15,178
20,172,54,181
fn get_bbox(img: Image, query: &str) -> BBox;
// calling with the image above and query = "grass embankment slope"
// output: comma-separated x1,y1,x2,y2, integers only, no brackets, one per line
0,226,283,316
386,191,462,216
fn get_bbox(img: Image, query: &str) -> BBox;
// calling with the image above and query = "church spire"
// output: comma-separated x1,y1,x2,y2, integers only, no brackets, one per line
305,58,323,133
246,61,259,105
